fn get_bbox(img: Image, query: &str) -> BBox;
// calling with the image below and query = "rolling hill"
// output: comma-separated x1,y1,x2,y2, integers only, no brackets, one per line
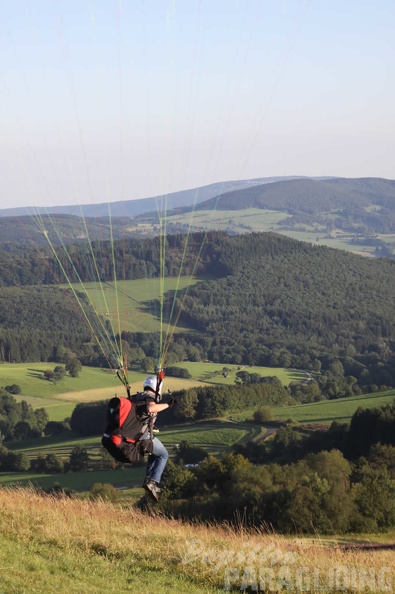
192,177,395,214
0,177,293,219
1,176,395,254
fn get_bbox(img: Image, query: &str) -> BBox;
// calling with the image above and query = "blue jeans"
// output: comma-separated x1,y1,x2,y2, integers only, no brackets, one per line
145,437,168,484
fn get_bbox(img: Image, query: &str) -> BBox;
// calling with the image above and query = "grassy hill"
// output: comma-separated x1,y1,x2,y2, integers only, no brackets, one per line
0,487,393,594
271,390,395,425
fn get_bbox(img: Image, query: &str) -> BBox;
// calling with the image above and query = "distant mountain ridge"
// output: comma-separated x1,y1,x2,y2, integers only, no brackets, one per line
190,177,395,214
0,176,304,218
1,176,395,249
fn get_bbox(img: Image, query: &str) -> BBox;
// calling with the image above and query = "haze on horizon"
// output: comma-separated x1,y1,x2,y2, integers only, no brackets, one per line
0,0,394,210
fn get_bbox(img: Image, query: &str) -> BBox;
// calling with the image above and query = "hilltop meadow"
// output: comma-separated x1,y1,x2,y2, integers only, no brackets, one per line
1,487,394,594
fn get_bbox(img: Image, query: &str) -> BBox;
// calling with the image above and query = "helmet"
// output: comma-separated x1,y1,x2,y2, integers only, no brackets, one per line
143,375,162,395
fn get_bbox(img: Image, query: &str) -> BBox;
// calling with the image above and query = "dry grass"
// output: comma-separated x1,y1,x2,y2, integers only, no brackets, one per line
0,487,393,593
56,378,205,403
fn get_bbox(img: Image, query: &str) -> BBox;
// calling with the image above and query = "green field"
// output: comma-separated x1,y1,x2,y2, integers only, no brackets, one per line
272,389,395,424
72,276,204,333
0,362,123,397
167,208,291,233
165,208,394,256
0,362,142,422
0,361,301,424
173,361,305,385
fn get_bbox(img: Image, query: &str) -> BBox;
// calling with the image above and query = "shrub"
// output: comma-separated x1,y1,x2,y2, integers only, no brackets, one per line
165,366,192,379
89,483,119,502
253,406,273,423
5,384,21,395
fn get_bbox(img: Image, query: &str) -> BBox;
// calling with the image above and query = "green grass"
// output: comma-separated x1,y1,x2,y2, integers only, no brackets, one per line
272,389,395,425
172,361,303,385
0,361,300,425
160,421,248,455
167,208,291,233
0,362,122,397
6,360,296,398
8,420,249,459
70,276,204,333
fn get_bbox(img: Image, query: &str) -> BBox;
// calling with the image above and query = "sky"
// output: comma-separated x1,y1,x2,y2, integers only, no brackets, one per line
0,0,394,209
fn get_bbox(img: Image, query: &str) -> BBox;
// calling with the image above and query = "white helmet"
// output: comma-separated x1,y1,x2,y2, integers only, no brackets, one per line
143,375,162,395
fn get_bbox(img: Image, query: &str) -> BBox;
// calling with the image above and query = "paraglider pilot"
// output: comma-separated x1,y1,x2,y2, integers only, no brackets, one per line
135,374,177,501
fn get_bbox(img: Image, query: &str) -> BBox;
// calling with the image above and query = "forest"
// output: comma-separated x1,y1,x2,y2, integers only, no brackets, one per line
1,231,395,390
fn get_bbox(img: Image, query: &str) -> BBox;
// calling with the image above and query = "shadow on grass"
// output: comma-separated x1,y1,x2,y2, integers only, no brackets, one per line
27,368,47,379
6,431,95,452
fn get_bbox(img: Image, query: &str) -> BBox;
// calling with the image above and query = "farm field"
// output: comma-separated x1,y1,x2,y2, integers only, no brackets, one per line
0,362,124,397
165,208,395,256
0,362,209,421
69,276,205,333
0,361,299,422
2,419,256,491
228,388,395,424
272,388,395,424
167,207,291,233
170,360,304,385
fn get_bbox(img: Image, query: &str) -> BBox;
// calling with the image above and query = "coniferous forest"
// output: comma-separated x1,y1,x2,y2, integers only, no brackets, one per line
1,231,395,389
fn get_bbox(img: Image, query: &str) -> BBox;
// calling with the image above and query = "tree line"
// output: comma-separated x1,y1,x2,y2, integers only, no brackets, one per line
69,380,292,436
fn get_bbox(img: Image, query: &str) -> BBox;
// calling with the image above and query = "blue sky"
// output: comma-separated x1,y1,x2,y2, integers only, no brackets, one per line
0,0,394,208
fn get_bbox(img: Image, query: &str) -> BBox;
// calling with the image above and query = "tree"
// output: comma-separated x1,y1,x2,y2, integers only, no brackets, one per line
253,407,273,423
44,420,69,436
162,460,196,499
368,443,395,477
43,453,64,473
43,369,55,382
140,357,156,373
34,408,49,433
5,384,21,395
175,440,208,465
165,366,192,379
175,389,198,420
66,359,82,378
1,450,31,471
353,465,395,530
68,446,89,471
13,421,32,440
128,346,146,363
53,365,66,382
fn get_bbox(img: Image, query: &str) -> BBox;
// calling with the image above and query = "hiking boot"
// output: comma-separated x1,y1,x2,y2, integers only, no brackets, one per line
144,480,161,502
